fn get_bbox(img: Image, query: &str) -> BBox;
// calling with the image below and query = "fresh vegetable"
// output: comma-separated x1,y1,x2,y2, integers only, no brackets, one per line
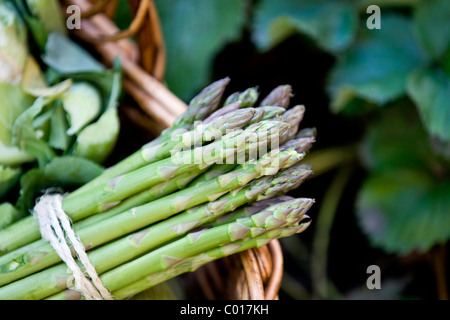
0,0,318,300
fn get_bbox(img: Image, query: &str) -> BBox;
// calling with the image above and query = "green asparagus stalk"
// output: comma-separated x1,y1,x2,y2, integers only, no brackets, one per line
259,85,293,108
203,87,259,124
187,105,287,187
189,124,313,188
224,87,259,108
0,78,318,301
144,77,231,148
73,171,204,230
0,139,301,288
170,77,231,133
110,219,311,300
208,195,295,227
48,197,313,300
0,119,286,254
68,77,231,198
69,102,253,198
279,105,305,144
62,120,288,218
0,169,204,264
60,219,311,300
0,164,312,298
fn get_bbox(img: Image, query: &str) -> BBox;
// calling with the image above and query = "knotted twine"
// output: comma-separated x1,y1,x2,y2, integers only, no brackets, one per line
33,193,113,300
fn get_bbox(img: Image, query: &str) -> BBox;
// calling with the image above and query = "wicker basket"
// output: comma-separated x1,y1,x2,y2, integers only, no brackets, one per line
62,0,284,300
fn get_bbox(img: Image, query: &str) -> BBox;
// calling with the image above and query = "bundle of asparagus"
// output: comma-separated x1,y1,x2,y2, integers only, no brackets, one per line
0,78,316,300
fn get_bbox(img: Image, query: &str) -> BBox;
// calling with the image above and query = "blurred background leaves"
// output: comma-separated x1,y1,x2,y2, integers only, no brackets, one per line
130,0,450,300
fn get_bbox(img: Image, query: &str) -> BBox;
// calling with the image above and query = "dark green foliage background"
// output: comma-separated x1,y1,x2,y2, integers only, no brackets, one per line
133,0,449,299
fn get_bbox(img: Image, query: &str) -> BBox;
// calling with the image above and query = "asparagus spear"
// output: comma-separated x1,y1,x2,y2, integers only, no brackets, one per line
189,123,314,188
170,77,231,133
203,87,259,124
280,105,306,143
224,87,259,108
187,105,288,187
0,119,287,254
69,101,251,197
0,164,312,297
0,139,301,287
68,77,230,198
0,169,204,264
207,195,295,227
49,197,313,300
71,169,205,231
110,220,311,300
259,85,293,108
141,77,231,148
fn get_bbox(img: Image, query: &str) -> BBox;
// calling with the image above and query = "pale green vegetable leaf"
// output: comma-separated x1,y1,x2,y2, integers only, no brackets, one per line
73,107,120,164
42,155,104,185
61,82,102,135
0,1,29,84
47,58,123,112
0,144,35,167
42,32,105,74
26,0,67,36
253,0,358,54
406,66,450,142
21,55,73,97
48,104,71,151
11,96,58,167
0,82,34,146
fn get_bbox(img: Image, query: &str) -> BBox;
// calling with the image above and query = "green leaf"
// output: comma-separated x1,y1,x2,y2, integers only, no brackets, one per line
73,107,120,163
406,66,450,142
0,1,29,84
359,102,436,172
0,166,21,199
47,58,123,112
42,156,104,185
356,169,450,255
11,96,59,167
16,156,104,214
12,0,49,50
413,0,450,62
0,202,24,230
357,103,450,255
61,82,102,135
253,0,358,54
155,0,248,100
327,14,428,113
26,0,67,36
42,32,105,74
0,145,35,167
21,56,73,98
0,82,34,146
48,104,71,151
